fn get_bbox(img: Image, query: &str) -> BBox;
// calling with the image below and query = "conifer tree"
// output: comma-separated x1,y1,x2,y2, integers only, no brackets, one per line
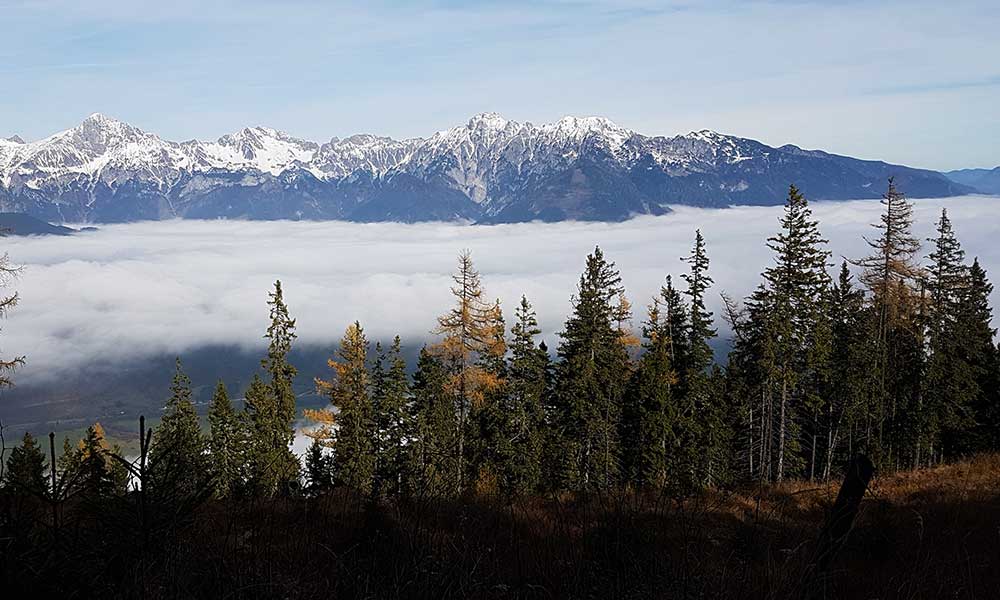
922,209,974,464
408,347,458,496
245,281,300,495
680,230,720,486
469,300,509,494
681,230,716,378
951,258,999,453
315,322,375,493
4,431,48,495
622,287,680,487
724,284,774,481
208,380,241,497
821,263,872,479
371,336,411,497
150,358,208,494
759,186,830,481
304,438,333,494
554,246,630,490
498,296,547,494
854,178,924,468
67,423,128,497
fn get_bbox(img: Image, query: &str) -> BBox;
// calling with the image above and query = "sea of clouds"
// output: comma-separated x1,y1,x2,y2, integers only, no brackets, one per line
4,196,999,386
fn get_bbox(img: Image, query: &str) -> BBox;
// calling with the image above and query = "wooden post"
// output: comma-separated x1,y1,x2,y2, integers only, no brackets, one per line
49,432,58,532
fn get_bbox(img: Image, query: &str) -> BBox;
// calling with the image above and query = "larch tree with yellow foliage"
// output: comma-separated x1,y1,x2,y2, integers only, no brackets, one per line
433,250,505,494
61,423,128,497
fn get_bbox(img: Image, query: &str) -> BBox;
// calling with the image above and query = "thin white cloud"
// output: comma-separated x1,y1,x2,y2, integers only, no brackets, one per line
3,196,999,385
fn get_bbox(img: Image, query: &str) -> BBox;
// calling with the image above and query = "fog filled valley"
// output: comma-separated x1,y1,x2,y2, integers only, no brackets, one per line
3,196,999,435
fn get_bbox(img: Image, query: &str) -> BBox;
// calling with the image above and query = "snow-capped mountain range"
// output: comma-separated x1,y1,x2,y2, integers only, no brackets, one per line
0,112,974,223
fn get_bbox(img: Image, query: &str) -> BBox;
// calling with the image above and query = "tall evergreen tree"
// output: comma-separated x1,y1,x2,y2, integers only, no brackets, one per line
497,296,547,495
922,209,975,464
554,246,630,490
371,336,412,497
821,263,873,479
759,186,831,481
245,281,300,495
208,380,241,498
304,438,333,494
408,347,458,497
680,230,721,486
149,358,208,495
724,284,774,481
622,283,682,488
4,431,48,495
315,322,375,493
951,258,999,453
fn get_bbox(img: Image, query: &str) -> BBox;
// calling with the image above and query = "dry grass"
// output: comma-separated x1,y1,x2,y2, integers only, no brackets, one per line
2,454,998,599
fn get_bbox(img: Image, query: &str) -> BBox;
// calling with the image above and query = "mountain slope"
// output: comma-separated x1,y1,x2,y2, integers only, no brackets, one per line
0,113,977,224
945,167,1000,195
0,212,77,236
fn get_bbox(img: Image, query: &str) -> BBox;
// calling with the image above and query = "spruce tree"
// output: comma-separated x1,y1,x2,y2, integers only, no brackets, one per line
680,230,720,486
759,186,830,481
150,358,208,495
821,262,872,479
554,246,629,490
245,281,300,496
208,380,241,498
623,289,680,487
953,258,999,453
922,209,975,464
408,347,458,497
724,284,775,481
371,336,411,497
304,438,333,494
317,321,375,493
499,296,547,495
4,431,48,495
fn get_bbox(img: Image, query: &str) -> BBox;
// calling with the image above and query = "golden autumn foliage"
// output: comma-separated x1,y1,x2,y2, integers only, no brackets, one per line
432,250,506,410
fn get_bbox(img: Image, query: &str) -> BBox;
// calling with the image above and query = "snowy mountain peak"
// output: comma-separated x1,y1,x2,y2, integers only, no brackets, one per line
4,135,25,144
204,126,318,174
685,129,731,143
83,112,114,124
467,112,512,131
552,115,626,133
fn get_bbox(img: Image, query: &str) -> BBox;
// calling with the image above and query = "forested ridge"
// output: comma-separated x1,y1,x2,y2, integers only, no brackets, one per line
1,180,999,599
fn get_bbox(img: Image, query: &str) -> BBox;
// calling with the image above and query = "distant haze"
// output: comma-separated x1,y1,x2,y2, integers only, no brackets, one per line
4,197,1000,388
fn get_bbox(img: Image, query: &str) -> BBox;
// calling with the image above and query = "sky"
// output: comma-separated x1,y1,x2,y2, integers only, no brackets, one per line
4,195,999,386
0,0,997,171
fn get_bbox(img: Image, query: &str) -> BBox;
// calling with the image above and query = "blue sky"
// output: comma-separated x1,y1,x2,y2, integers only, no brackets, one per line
1,0,997,170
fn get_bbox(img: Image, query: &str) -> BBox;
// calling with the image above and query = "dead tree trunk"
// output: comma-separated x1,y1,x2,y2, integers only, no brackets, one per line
814,454,875,572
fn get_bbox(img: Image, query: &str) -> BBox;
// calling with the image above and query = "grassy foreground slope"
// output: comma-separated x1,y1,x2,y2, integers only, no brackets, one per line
2,454,998,599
